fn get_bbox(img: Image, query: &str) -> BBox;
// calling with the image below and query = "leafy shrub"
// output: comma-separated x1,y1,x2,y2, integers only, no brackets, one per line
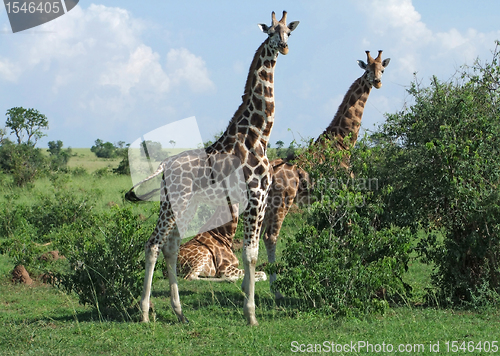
0,187,97,276
47,140,72,171
91,139,120,158
0,140,47,186
0,178,153,319
378,44,500,306
267,137,412,317
54,206,150,319
113,145,130,175
71,166,88,176
93,167,111,178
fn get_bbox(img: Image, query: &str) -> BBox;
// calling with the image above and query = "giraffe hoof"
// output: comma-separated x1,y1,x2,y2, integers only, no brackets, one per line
178,314,189,324
247,318,259,327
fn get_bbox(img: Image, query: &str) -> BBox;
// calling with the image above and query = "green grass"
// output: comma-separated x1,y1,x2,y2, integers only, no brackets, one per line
1,258,499,355
67,148,122,173
0,169,155,217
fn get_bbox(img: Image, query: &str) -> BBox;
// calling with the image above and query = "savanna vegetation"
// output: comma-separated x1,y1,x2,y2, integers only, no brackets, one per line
1,44,500,354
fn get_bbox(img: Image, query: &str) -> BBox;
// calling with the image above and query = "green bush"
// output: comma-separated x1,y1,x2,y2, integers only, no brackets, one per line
91,139,121,159
54,206,150,319
0,178,153,319
47,140,72,171
267,137,412,317
0,140,48,187
377,43,500,306
0,187,97,277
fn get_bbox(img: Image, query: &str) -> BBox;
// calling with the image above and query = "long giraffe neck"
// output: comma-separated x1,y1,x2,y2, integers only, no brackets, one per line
318,73,372,149
212,38,278,155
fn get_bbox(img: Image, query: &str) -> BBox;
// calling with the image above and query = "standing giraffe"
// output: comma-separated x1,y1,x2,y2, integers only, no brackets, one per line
125,11,299,326
262,50,390,298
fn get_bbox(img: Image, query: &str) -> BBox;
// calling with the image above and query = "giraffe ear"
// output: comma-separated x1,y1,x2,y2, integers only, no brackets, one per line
258,24,270,34
357,60,367,70
382,58,391,68
288,21,300,32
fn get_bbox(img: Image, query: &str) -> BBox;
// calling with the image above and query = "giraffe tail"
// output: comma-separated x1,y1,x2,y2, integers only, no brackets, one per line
124,187,161,202
124,161,165,202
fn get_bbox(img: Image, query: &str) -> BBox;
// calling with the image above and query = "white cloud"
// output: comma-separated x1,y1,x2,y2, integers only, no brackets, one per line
100,44,171,95
357,0,500,82
166,48,215,93
0,4,214,97
0,4,216,146
364,0,432,45
0,59,21,82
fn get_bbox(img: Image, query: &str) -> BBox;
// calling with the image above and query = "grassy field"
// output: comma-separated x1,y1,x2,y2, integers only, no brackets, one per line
66,148,122,173
1,255,499,355
1,151,499,355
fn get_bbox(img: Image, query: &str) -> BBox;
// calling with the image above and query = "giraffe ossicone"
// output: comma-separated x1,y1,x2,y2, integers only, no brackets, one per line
125,10,299,326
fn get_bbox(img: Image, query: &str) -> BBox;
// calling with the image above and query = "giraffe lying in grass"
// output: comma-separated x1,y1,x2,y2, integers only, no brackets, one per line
173,204,267,282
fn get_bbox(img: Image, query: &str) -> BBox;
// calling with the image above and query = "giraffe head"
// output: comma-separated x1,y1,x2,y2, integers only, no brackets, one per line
357,50,390,89
258,11,299,55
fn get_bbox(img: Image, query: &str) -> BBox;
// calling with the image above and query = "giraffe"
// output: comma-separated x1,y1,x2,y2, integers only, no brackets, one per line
174,204,267,282
262,50,390,298
125,11,299,326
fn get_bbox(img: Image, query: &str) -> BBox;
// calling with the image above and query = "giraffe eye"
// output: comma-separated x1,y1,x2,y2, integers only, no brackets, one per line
381,70,385,73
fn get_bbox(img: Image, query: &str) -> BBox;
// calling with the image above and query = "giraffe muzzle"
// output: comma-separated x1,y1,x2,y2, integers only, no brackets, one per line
278,43,289,55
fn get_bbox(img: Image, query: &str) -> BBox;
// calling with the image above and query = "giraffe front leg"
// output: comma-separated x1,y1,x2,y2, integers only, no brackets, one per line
140,243,159,323
242,242,258,326
241,208,264,326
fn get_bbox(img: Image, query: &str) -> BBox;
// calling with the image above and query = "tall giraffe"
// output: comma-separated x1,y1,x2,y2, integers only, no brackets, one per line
174,204,267,282
125,11,299,326
263,50,390,298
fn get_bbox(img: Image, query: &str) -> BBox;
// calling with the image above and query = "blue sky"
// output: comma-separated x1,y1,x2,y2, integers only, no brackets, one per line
1,1,500,149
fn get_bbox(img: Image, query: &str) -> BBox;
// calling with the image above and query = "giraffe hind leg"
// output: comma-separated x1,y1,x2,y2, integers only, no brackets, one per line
162,240,189,323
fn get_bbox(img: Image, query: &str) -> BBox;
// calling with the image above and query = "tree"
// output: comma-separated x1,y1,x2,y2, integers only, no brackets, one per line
0,127,6,144
113,143,130,175
91,139,118,159
0,108,49,186
140,140,163,161
377,43,500,305
47,140,72,171
5,107,48,146
0,139,47,186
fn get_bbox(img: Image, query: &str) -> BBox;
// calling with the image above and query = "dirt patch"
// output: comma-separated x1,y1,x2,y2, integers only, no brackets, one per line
12,265,33,285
